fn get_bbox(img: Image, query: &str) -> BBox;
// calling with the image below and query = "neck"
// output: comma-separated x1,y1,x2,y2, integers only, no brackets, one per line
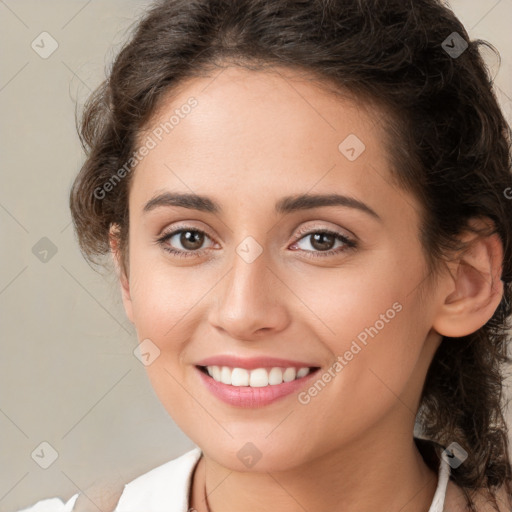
190,427,439,512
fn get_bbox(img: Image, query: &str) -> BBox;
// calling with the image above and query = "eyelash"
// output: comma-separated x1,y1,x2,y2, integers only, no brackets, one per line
155,225,357,259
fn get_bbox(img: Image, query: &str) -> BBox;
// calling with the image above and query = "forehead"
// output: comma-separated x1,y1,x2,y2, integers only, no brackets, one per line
130,65,415,223
139,65,380,153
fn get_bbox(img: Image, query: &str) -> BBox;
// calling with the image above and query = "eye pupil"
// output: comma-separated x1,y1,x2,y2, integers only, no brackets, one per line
311,233,335,251
181,230,204,250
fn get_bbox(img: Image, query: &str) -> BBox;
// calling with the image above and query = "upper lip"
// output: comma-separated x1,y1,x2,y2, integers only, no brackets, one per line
195,355,320,370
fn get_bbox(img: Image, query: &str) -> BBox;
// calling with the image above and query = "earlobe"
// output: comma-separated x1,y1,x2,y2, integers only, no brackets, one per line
432,222,504,338
109,224,134,324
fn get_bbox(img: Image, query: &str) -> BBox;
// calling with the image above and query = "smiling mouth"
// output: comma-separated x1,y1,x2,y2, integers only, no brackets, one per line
196,365,321,388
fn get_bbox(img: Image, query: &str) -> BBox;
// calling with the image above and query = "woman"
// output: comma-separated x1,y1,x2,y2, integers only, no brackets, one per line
20,0,512,510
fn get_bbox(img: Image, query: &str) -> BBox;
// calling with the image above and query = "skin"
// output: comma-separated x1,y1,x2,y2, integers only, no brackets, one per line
110,66,504,512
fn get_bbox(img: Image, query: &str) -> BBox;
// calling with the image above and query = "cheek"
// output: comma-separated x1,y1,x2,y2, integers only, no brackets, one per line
296,246,424,347
294,247,430,407
126,258,205,426
127,250,211,339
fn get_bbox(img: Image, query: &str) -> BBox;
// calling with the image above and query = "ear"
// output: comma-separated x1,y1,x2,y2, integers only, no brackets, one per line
432,218,504,338
109,224,134,325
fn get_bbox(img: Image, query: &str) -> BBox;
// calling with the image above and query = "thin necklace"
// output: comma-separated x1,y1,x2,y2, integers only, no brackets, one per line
200,455,211,512
204,488,211,512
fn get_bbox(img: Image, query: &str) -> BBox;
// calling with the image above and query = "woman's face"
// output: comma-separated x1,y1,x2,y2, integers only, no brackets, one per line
119,66,444,471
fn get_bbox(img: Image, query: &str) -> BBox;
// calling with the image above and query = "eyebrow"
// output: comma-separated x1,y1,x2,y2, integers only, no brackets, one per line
143,192,381,220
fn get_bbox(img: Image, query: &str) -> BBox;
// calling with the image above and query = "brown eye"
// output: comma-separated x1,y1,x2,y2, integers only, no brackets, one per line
179,230,205,250
290,229,357,259
309,232,336,251
156,227,215,258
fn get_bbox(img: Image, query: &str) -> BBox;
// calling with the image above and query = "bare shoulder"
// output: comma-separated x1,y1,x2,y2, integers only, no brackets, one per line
444,480,512,512
72,478,125,512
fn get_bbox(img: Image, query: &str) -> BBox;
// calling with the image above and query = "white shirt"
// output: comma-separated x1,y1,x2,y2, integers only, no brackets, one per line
18,446,451,512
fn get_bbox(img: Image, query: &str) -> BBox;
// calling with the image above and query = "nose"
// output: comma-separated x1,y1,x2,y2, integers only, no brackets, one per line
207,248,291,341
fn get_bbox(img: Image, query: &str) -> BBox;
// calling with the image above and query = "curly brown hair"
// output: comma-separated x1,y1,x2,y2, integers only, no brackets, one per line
69,0,512,510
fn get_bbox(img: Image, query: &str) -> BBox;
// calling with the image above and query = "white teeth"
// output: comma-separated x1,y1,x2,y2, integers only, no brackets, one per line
212,366,221,381
204,365,313,387
297,367,310,378
283,367,297,382
268,367,283,385
220,366,232,385
231,368,249,386
249,368,269,387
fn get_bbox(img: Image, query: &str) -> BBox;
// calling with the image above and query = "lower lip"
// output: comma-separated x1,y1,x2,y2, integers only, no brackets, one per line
196,366,320,408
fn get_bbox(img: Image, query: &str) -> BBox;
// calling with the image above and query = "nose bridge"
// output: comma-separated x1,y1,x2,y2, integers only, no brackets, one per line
208,235,289,339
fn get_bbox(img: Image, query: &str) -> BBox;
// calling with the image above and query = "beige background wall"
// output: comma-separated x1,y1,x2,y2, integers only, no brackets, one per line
1,1,511,510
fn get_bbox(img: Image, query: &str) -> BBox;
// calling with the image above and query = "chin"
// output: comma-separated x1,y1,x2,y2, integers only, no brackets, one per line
198,437,312,473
